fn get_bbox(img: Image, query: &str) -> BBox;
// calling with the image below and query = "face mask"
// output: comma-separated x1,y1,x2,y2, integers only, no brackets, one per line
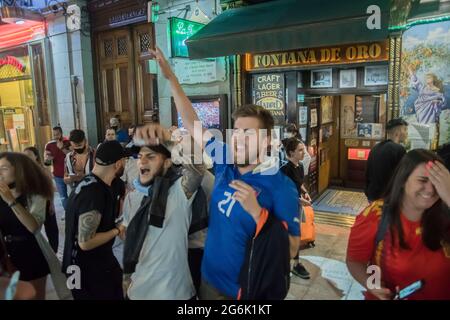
74,146,86,154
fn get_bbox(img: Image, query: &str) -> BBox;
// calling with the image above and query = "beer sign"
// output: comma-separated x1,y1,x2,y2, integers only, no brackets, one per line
252,73,285,124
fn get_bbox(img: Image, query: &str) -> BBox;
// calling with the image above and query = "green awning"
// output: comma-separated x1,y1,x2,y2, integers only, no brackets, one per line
186,0,389,59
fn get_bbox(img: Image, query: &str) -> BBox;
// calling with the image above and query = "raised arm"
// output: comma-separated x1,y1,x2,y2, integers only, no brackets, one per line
136,47,212,149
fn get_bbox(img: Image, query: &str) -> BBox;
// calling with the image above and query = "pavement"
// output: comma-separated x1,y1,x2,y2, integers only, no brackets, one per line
286,223,364,300
45,193,365,300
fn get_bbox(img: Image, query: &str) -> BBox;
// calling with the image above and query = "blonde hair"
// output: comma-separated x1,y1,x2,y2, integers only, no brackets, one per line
426,73,444,92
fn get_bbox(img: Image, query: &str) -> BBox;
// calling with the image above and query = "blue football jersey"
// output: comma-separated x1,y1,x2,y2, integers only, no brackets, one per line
202,138,300,298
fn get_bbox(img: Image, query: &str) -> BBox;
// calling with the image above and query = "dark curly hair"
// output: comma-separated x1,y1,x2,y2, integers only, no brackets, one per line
0,152,54,200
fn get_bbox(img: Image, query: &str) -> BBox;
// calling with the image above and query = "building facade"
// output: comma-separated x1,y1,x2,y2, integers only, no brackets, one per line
0,0,98,149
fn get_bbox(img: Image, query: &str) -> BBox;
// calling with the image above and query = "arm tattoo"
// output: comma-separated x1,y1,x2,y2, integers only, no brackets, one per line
181,164,206,199
78,210,101,243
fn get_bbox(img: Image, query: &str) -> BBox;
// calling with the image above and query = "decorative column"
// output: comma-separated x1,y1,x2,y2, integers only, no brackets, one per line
387,33,402,120
235,54,243,108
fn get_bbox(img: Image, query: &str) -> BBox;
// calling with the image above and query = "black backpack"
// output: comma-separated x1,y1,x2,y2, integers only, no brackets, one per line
238,212,291,300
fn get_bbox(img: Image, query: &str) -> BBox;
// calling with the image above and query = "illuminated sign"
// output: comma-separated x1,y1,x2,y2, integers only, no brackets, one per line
0,55,25,73
247,41,389,70
348,148,371,161
169,17,204,58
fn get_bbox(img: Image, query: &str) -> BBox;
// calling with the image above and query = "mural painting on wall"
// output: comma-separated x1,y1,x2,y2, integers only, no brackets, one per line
400,21,450,148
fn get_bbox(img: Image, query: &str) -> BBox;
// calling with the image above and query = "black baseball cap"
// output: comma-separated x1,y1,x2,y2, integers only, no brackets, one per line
95,140,127,166
386,118,408,130
128,143,172,158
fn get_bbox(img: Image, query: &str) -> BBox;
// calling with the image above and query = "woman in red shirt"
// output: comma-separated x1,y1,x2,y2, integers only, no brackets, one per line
347,149,450,300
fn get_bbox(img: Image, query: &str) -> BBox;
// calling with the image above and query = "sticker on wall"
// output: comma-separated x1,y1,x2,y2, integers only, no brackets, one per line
372,123,383,139
345,139,360,147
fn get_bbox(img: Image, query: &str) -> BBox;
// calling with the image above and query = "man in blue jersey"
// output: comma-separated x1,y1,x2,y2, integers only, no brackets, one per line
136,48,300,300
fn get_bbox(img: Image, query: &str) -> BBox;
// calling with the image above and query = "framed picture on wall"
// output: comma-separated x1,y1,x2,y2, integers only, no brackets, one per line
364,65,388,86
354,95,379,123
339,69,357,88
311,69,333,88
357,123,373,138
299,106,308,125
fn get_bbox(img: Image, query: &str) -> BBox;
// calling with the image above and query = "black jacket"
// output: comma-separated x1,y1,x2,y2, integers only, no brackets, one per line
239,210,290,300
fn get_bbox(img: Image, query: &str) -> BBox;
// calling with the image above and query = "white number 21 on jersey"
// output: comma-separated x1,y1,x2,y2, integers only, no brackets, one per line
218,191,237,218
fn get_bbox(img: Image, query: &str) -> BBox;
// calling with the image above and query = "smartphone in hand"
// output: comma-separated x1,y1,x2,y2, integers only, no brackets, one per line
394,280,424,300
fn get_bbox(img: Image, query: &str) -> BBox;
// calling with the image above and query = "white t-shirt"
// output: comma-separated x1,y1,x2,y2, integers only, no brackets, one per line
122,178,196,300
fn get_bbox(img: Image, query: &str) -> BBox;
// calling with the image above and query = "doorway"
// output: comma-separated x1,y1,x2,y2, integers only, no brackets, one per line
95,23,156,136
301,95,340,197
339,94,387,189
0,79,35,152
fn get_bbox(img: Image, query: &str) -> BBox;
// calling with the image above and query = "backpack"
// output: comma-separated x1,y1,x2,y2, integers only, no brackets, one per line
238,209,291,300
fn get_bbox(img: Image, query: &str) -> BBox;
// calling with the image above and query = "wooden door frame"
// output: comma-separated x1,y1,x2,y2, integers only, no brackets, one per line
132,23,157,124
94,27,138,138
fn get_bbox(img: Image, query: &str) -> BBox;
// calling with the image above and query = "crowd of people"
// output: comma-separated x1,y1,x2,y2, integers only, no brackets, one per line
0,48,449,300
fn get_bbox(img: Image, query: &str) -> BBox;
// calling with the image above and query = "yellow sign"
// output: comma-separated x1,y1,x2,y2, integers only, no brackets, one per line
247,41,389,70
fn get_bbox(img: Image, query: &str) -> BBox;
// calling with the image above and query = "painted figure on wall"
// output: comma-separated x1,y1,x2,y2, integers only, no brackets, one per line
400,21,450,146
408,65,446,124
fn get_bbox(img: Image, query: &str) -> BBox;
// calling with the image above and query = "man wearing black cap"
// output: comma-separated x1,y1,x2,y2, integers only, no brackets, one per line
365,118,408,202
63,140,126,300
120,123,207,300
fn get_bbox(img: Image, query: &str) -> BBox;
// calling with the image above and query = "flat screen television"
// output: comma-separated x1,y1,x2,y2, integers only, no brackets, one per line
172,94,228,130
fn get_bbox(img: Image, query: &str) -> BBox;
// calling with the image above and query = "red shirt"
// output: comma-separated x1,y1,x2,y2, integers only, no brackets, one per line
44,138,70,178
348,200,450,300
